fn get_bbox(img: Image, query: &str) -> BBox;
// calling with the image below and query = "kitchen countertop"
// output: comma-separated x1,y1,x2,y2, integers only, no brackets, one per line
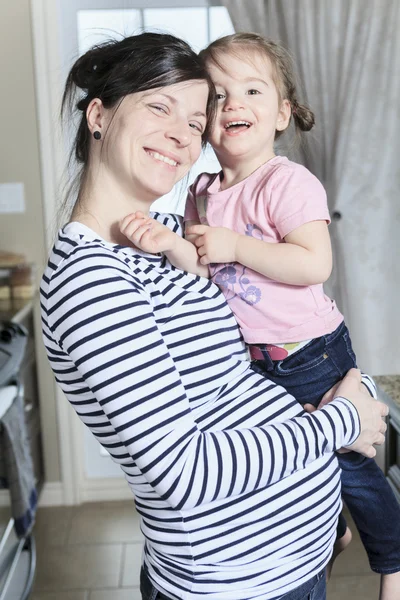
374,375,400,411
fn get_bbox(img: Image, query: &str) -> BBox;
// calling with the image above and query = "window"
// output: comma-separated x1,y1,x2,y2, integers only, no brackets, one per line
74,2,234,214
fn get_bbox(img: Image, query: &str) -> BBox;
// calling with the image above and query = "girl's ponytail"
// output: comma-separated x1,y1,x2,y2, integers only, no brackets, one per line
291,100,315,132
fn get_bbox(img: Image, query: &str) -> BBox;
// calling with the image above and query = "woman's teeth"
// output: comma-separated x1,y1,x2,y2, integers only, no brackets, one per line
147,151,178,166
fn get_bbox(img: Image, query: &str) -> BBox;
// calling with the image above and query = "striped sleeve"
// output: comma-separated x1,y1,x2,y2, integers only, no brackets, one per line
361,373,377,398
46,259,360,510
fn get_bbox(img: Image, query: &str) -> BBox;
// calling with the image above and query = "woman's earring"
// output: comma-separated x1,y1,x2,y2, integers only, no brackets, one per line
93,131,101,140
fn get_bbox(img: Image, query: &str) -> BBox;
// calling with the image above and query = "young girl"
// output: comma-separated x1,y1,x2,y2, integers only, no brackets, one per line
121,33,400,597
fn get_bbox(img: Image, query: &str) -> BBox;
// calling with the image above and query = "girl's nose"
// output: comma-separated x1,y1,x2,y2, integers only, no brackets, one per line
223,94,245,111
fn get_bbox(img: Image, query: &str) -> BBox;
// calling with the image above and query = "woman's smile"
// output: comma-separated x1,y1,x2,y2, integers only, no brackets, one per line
144,148,181,168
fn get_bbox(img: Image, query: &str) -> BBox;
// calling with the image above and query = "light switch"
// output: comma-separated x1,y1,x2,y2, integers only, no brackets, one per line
0,183,25,213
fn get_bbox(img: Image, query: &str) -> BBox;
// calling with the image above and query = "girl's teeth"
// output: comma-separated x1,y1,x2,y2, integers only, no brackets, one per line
148,151,178,166
225,121,250,129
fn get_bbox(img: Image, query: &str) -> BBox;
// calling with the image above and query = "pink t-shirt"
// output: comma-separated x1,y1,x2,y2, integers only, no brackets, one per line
184,156,343,344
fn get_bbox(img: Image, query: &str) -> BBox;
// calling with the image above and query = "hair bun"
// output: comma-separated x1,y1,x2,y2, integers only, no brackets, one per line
71,49,102,91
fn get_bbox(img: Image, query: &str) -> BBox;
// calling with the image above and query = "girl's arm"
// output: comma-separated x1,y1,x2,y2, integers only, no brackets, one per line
45,257,384,511
166,218,209,278
120,212,208,278
187,220,332,286
187,165,334,286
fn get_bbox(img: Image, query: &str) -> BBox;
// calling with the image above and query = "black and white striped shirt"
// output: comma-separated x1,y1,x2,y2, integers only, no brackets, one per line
41,214,367,600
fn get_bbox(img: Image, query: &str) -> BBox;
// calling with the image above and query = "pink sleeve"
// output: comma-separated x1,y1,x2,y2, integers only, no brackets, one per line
268,165,330,239
183,179,200,223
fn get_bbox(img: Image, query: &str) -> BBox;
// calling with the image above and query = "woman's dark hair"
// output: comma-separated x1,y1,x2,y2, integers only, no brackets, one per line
61,32,216,215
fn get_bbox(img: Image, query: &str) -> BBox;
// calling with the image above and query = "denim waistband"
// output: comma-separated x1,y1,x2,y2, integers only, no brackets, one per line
140,566,326,600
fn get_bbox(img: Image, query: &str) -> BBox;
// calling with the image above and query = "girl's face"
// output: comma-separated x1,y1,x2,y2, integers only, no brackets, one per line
206,52,290,170
100,80,208,203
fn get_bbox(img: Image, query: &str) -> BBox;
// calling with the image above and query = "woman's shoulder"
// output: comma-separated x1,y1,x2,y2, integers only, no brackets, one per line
150,211,183,236
42,222,148,294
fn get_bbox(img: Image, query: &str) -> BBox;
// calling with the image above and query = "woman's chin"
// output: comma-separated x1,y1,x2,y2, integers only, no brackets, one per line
147,184,176,201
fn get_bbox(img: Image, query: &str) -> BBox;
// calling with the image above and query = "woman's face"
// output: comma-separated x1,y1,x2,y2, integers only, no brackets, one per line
102,80,209,202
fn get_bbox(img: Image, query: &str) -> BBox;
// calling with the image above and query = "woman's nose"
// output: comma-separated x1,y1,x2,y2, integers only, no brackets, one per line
166,119,191,147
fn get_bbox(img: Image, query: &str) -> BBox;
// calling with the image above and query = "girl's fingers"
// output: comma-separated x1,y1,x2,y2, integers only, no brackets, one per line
120,213,137,231
194,235,205,247
122,217,151,238
120,211,147,230
200,255,210,265
197,246,206,257
187,224,207,236
126,222,152,244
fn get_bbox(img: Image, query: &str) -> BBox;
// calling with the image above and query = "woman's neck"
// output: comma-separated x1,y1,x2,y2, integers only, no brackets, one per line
218,152,276,191
70,171,152,245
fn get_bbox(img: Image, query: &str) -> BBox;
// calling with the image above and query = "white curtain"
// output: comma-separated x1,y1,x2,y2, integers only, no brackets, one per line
221,0,400,376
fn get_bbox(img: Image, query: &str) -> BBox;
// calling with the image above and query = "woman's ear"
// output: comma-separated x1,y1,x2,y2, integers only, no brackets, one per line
276,99,291,132
86,98,105,137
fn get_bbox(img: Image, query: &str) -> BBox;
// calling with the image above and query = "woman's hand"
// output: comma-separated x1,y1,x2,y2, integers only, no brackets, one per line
120,212,178,255
305,369,388,458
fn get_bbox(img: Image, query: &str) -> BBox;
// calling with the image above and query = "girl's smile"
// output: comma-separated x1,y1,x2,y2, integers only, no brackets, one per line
206,52,291,177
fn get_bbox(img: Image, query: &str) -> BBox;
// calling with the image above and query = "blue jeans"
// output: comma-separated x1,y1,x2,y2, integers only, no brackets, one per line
251,321,400,574
140,565,326,600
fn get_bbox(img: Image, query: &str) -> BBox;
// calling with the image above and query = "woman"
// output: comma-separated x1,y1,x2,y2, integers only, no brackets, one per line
41,33,387,600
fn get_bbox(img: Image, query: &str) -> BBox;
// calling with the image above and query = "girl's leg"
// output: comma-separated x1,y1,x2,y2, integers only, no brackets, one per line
339,452,400,596
326,526,352,581
380,572,400,600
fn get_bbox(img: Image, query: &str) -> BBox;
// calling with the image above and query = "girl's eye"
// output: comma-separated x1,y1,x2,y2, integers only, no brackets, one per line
247,89,261,95
216,93,225,101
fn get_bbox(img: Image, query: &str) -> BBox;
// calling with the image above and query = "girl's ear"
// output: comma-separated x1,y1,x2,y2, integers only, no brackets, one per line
86,98,105,136
276,99,291,132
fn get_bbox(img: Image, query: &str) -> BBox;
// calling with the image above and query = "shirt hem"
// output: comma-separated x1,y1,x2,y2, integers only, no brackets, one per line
242,313,344,345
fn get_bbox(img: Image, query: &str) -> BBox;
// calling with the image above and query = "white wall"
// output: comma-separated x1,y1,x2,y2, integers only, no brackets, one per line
0,0,61,483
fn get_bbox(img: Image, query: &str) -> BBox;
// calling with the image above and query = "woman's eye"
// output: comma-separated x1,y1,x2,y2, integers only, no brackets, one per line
189,122,203,133
216,93,225,101
150,104,168,113
247,89,261,95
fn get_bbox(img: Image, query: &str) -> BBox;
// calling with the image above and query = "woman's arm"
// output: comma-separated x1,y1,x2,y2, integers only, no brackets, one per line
46,261,385,510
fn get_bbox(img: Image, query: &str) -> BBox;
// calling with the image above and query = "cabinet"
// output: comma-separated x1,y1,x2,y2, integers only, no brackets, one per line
0,297,44,599
0,298,44,489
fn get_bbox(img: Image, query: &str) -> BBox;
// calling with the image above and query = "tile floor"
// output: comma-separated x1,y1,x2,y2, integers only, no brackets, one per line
30,502,380,600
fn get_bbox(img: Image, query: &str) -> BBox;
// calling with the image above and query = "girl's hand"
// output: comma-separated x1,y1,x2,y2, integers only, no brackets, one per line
186,224,239,265
120,212,178,255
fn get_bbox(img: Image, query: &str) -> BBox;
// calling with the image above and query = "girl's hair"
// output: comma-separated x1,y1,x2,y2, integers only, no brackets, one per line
199,33,314,140
61,32,216,215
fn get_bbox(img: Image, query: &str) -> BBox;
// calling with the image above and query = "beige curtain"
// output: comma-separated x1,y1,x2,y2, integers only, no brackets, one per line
221,0,400,376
